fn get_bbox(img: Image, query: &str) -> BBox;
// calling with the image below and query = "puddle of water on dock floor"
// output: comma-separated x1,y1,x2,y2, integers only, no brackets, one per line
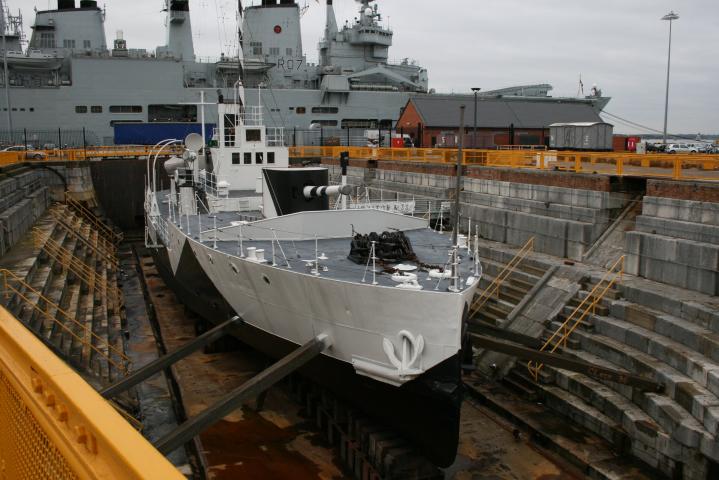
445,402,581,480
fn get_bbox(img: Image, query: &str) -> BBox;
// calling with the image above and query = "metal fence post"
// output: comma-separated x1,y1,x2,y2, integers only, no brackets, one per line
58,128,62,149
82,127,87,159
23,128,28,151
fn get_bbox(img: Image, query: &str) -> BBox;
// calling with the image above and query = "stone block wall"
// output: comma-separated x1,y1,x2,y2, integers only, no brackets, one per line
626,196,719,296
326,163,631,261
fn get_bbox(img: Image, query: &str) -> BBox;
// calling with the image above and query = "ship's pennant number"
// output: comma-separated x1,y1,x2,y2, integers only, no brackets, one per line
276,57,304,72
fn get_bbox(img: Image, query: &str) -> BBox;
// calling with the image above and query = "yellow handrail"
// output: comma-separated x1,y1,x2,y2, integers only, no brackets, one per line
469,237,535,319
0,269,130,376
527,255,625,380
61,204,118,255
285,146,719,181
49,208,119,269
0,304,182,479
33,229,123,308
65,195,123,245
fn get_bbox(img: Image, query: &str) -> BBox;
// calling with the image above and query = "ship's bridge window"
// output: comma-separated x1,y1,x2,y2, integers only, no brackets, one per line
296,107,306,114
267,152,275,164
269,47,280,56
243,153,252,165
63,39,76,49
255,152,264,164
110,105,143,114
75,106,87,114
149,104,197,122
286,48,293,56
83,40,91,49
39,33,55,49
250,42,262,55
232,153,240,165
312,107,339,114
91,106,102,113
246,129,262,142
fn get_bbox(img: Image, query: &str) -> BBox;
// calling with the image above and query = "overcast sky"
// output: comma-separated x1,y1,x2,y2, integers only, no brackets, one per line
13,0,719,134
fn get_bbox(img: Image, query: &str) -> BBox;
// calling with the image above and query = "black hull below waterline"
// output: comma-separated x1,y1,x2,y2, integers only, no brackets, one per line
148,242,463,467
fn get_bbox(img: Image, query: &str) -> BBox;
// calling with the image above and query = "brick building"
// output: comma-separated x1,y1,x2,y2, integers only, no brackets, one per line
395,94,604,148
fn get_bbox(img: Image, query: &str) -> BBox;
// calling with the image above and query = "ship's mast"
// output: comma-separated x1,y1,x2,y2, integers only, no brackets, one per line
0,0,12,134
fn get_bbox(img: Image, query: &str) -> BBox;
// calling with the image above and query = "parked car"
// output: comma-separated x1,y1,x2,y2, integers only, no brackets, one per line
0,145,47,160
665,143,699,154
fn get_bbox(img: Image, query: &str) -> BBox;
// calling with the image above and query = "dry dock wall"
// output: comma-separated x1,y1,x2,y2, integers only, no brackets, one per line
323,160,632,261
0,163,97,257
626,181,719,296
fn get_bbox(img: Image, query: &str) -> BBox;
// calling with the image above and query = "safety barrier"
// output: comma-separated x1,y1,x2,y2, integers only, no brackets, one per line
288,146,719,181
65,195,124,245
0,269,130,376
468,237,535,320
0,145,184,167
527,255,625,380
49,208,119,270
33,228,123,309
0,304,182,479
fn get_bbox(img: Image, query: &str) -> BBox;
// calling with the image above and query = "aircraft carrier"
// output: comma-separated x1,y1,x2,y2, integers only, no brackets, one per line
0,0,610,144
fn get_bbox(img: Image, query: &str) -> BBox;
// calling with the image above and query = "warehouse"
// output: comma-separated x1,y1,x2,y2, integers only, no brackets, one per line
396,94,604,148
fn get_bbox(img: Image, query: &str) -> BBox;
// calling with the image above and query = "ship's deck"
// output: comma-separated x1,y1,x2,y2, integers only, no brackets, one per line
155,192,480,292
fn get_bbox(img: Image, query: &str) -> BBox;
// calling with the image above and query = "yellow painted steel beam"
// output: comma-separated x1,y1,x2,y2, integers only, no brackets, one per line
0,305,183,479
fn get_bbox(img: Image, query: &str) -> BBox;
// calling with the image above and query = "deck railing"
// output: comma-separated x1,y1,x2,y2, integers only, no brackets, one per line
527,255,625,380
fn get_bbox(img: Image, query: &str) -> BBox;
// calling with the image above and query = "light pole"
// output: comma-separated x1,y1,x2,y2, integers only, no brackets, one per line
471,88,481,148
661,11,679,146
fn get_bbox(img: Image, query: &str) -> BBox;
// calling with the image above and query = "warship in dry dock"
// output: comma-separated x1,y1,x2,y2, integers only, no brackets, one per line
144,85,483,463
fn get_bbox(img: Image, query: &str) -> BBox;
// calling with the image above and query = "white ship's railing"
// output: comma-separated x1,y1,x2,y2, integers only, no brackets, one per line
199,170,219,197
241,106,264,126
266,127,286,147
210,127,286,147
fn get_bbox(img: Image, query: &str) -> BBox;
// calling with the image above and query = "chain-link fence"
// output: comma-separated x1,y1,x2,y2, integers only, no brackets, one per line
0,129,101,150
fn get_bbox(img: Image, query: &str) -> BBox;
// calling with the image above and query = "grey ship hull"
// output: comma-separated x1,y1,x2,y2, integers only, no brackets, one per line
149,238,464,468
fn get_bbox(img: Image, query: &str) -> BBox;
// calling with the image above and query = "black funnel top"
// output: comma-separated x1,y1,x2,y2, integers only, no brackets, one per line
170,0,190,11
79,0,98,7
58,0,75,10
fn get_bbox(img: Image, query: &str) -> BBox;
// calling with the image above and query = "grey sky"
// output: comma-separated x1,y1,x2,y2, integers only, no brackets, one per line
13,0,719,134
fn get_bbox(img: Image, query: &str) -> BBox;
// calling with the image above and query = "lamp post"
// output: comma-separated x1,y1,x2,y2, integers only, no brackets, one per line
661,11,679,146
471,88,481,148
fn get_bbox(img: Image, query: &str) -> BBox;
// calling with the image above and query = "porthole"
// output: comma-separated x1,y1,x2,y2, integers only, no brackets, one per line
263,275,271,285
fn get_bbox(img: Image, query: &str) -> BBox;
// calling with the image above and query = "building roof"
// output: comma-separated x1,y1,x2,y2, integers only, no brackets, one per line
408,95,603,129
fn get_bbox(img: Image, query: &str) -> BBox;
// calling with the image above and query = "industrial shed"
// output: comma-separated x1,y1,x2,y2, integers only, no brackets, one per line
549,122,614,151
396,95,605,148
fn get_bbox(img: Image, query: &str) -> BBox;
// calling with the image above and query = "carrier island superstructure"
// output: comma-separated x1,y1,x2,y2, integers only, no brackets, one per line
0,0,609,143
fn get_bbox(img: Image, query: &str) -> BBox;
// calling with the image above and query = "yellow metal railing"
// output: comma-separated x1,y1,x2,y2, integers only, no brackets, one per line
49,208,119,270
65,195,124,245
469,237,535,320
0,145,184,167
33,229,123,309
288,146,719,181
58,204,118,255
0,269,130,376
527,255,625,380
0,304,182,479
